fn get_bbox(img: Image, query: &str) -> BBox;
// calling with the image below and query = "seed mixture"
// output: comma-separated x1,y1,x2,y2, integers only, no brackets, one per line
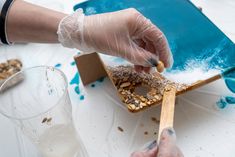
107,65,188,112
151,117,160,124
117,126,124,132
0,59,23,87
41,117,53,125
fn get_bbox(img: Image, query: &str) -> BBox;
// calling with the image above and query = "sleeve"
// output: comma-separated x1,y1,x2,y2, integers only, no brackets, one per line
0,0,14,45
0,0,6,44
0,0,7,12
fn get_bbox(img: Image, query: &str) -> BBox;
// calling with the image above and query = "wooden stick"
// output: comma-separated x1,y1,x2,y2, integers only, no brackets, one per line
177,73,221,95
158,86,177,144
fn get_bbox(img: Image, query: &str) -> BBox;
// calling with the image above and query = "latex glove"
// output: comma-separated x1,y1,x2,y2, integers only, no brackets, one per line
131,128,184,157
57,8,173,72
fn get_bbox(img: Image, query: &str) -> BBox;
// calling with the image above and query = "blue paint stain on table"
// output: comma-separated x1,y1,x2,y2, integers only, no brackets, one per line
70,72,80,85
80,95,85,100
54,63,61,68
216,96,235,109
70,72,85,100
74,86,80,95
70,61,76,66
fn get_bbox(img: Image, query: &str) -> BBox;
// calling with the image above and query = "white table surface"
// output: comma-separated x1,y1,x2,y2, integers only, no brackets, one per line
0,0,235,157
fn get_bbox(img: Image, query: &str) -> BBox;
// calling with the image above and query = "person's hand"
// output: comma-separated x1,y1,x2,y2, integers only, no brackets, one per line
57,8,173,72
131,128,184,157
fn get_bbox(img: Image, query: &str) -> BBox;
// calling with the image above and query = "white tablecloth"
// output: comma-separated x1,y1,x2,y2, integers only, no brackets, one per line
0,0,235,156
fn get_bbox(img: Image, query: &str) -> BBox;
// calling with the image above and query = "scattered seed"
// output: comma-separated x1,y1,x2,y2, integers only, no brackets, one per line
144,131,148,135
42,117,47,123
120,82,131,88
151,117,160,124
47,117,52,123
118,126,124,132
0,59,23,81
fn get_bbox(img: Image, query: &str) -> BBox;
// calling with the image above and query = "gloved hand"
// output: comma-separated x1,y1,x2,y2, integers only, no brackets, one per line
57,8,173,72
131,128,184,157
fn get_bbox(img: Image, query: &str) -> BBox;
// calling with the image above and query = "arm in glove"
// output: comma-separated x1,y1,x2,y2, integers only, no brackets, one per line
57,8,173,71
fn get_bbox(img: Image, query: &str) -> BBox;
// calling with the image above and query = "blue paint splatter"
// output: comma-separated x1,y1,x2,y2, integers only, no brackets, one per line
216,98,228,109
70,72,79,85
216,96,235,109
80,95,85,100
70,72,84,100
54,63,61,68
91,84,95,88
74,86,80,95
97,77,105,83
225,96,235,104
70,61,76,66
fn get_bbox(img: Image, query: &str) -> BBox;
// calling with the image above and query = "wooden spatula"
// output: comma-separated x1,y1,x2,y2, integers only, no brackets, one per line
158,85,176,144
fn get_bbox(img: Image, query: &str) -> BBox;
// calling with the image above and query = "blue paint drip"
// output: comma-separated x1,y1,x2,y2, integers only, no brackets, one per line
54,63,61,68
91,84,95,88
74,86,80,95
70,61,76,66
216,96,235,109
80,95,85,100
70,72,79,85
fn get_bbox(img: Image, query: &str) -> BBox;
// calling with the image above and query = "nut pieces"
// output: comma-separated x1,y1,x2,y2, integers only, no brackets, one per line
0,59,22,81
156,61,164,73
107,65,188,112
0,59,23,87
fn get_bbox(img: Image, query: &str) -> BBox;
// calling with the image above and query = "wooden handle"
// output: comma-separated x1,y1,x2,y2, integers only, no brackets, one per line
158,86,176,144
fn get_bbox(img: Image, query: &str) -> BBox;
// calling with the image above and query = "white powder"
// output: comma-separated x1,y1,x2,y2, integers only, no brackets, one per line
164,68,220,84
